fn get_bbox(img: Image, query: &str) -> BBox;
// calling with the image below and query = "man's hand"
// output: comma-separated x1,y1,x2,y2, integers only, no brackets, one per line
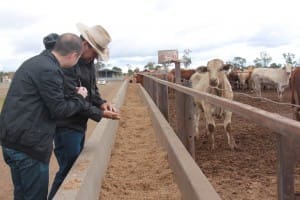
103,110,120,120
76,86,88,98
101,102,117,112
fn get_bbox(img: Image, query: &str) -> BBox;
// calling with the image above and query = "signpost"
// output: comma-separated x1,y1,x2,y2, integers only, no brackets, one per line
158,49,181,84
158,49,178,64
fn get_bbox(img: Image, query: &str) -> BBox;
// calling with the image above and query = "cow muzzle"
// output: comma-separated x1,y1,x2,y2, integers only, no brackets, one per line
209,78,218,87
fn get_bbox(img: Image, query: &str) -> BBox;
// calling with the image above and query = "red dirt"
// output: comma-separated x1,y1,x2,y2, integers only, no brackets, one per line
1,81,299,200
168,88,296,200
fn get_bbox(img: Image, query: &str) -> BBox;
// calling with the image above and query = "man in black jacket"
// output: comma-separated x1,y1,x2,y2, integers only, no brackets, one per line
0,33,88,200
48,23,120,199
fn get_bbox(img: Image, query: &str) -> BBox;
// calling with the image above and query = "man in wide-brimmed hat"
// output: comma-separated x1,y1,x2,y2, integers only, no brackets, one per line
77,22,111,61
48,23,120,199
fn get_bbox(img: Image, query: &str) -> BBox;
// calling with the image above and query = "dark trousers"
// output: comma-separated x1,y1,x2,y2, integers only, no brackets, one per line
48,129,84,199
2,147,49,200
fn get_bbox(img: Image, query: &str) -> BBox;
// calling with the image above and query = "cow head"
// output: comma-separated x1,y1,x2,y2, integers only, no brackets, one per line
207,59,231,87
284,63,292,77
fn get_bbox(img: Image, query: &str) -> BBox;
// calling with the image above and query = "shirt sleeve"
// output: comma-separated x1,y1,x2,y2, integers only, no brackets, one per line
38,69,85,119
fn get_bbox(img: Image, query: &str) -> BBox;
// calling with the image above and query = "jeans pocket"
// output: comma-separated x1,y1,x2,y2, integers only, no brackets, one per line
2,147,33,168
18,154,34,169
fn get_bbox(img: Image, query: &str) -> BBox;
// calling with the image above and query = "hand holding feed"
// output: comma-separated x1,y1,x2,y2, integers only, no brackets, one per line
103,110,120,120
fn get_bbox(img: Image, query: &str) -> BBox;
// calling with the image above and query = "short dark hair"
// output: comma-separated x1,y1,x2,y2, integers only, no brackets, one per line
43,33,59,50
53,33,82,56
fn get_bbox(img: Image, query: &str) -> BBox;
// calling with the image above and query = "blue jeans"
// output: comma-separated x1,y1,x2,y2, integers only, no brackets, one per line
2,147,49,200
48,129,84,199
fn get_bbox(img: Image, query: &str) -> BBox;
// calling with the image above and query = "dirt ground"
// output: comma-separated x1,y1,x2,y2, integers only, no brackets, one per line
168,87,296,200
1,80,299,200
100,83,181,200
0,81,123,200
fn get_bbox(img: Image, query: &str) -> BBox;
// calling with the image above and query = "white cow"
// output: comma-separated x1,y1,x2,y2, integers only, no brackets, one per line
251,64,292,99
190,58,237,150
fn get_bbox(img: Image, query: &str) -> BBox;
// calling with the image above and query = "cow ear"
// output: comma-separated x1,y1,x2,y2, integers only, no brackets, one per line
197,66,208,73
223,64,232,71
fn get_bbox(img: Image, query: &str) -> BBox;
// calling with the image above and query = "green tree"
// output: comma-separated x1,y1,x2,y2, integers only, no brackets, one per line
112,66,122,73
232,57,246,68
283,52,296,65
155,65,162,70
182,49,192,68
128,69,134,75
270,63,282,68
162,62,171,71
95,60,105,71
254,51,272,67
144,62,155,70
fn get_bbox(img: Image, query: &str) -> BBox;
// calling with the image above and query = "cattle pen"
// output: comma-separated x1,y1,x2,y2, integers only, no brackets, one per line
53,79,220,200
25,72,300,199
138,73,300,200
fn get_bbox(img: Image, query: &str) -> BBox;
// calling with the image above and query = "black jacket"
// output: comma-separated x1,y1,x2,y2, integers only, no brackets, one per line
56,58,106,132
0,51,85,163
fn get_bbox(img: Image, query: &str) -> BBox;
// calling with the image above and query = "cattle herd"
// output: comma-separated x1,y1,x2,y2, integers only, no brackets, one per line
134,58,299,150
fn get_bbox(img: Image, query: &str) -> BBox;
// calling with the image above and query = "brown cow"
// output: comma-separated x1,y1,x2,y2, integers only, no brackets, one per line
167,68,196,83
190,58,237,150
290,67,300,120
227,69,240,89
135,73,144,86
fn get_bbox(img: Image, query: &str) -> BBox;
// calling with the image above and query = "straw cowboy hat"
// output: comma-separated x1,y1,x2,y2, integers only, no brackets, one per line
76,23,111,61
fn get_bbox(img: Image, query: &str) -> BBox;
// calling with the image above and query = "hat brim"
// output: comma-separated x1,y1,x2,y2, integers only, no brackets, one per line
76,23,109,61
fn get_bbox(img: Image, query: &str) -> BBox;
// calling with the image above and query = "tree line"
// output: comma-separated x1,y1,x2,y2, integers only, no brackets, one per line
228,52,298,69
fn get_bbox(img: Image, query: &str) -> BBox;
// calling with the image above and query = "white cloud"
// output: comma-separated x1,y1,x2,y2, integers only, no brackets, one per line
1,0,300,72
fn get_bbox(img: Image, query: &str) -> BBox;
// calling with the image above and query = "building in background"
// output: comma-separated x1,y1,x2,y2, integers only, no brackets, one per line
97,68,123,81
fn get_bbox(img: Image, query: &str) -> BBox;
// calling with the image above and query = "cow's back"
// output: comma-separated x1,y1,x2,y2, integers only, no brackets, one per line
252,68,287,84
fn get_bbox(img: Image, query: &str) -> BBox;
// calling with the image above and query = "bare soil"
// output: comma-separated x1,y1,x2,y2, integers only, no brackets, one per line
168,88,296,200
1,81,299,200
100,83,181,200
0,81,123,200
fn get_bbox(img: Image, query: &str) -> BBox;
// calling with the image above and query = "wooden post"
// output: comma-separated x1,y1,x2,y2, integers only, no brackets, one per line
277,134,295,200
157,83,169,121
175,90,187,147
173,90,195,158
153,79,158,105
184,94,195,159
174,60,181,84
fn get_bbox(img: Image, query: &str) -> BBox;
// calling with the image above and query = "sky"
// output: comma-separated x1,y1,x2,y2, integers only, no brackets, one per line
0,0,300,72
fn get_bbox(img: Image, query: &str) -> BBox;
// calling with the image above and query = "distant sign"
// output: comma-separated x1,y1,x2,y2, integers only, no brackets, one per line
158,50,178,64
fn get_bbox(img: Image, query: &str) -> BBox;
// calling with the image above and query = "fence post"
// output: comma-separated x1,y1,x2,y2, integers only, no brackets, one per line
184,94,195,159
277,134,296,200
175,61,181,84
157,83,169,121
175,90,187,147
